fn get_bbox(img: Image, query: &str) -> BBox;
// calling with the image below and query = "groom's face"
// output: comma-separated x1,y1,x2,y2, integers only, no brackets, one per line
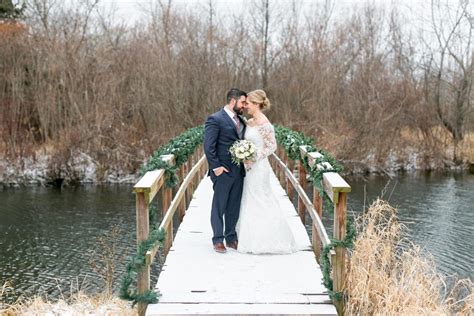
232,96,247,115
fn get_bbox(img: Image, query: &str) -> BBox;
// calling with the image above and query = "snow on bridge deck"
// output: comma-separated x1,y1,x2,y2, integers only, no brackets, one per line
146,171,337,315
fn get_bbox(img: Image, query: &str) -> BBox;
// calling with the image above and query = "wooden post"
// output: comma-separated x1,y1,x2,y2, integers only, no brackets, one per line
179,164,185,184
179,189,186,222
287,160,295,203
312,187,323,262
333,191,347,315
160,154,175,216
189,174,195,208
162,185,172,217
275,147,282,183
185,156,192,207
279,149,286,185
299,159,307,190
298,160,307,224
311,224,320,263
136,191,150,316
313,187,323,215
164,219,173,255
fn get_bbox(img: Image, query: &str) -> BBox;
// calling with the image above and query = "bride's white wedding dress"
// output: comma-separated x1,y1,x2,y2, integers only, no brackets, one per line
236,122,298,254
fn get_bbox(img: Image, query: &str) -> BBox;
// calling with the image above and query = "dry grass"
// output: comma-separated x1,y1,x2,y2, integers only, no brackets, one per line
1,274,136,315
0,291,136,315
399,127,474,162
346,199,473,315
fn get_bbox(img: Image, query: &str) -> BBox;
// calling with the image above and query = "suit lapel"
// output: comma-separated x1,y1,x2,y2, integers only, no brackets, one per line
238,115,247,139
220,108,240,138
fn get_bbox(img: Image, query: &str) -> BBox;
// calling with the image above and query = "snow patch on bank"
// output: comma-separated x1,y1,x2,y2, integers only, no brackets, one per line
0,152,139,185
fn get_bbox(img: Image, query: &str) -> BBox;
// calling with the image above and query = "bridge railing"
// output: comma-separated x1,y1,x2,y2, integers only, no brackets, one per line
132,146,207,316
271,145,351,315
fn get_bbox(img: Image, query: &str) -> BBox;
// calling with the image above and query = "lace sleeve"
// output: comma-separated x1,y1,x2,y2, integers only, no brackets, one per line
256,124,277,161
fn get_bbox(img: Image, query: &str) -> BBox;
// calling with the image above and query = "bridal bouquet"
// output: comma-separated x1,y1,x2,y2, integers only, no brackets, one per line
229,140,256,165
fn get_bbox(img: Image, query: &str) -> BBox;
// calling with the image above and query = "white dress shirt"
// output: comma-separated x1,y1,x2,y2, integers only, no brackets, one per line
224,106,238,124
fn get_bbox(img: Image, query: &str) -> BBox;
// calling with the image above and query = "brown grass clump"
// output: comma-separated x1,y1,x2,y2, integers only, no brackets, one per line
0,283,136,316
346,199,473,315
0,292,136,315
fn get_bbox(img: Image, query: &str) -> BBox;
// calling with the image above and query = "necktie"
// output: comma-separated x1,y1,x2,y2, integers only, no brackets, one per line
233,115,240,130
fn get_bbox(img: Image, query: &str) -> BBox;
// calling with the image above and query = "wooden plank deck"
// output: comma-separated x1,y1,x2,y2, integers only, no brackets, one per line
146,171,337,315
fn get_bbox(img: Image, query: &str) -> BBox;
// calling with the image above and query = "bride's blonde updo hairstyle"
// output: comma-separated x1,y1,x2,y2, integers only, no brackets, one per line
248,89,271,111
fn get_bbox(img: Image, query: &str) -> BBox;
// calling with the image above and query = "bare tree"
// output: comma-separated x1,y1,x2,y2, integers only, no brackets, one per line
1,0,473,177
424,0,473,162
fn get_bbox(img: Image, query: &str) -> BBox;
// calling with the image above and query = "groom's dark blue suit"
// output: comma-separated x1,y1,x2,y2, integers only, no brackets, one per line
204,108,246,245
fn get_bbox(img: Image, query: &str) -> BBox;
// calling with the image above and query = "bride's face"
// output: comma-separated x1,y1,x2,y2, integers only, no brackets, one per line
246,99,259,116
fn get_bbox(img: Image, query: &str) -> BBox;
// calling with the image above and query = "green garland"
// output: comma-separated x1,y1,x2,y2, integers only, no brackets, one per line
141,125,205,188
274,125,355,301
320,219,356,301
120,126,205,306
274,125,343,212
119,205,166,306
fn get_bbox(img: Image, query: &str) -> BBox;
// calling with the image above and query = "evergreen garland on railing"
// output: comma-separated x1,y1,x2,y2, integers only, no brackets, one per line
320,220,356,301
274,124,355,301
120,125,205,306
119,205,166,306
141,125,205,188
274,125,343,211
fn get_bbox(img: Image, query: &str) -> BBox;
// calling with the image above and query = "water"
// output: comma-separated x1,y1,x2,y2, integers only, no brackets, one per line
343,171,474,281
0,185,139,303
0,172,473,303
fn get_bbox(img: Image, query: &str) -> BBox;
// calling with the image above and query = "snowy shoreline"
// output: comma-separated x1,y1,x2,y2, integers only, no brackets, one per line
0,150,471,186
0,152,139,186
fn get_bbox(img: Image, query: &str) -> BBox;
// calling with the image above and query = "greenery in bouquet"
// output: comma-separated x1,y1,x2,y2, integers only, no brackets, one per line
229,140,256,165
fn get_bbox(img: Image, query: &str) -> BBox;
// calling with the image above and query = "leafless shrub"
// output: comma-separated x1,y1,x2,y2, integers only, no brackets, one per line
0,0,472,175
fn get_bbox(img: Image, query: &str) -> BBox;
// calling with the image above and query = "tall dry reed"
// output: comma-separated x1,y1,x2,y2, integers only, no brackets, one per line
346,199,473,315
0,290,135,315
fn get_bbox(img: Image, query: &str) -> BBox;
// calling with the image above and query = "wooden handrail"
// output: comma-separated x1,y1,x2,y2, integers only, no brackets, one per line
133,169,165,204
144,154,207,264
271,153,331,247
272,145,351,316
133,147,207,316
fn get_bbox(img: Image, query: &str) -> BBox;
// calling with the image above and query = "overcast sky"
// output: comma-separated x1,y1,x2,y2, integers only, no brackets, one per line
95,0,442,26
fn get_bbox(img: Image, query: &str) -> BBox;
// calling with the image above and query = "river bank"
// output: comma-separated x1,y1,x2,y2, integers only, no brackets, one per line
0,151,138,186
0,148,471,186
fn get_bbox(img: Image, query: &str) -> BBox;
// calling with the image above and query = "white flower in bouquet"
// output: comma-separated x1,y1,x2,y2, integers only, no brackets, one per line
229,140,257,165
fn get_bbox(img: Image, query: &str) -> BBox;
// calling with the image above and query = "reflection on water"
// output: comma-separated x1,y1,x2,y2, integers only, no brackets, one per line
0,172,472,302
0,185,140,303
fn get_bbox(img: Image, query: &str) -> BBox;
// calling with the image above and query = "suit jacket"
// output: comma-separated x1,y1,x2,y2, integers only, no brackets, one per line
204,108,247,177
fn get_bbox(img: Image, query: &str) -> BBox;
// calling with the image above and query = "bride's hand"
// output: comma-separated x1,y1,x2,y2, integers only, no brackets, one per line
244,160,253,171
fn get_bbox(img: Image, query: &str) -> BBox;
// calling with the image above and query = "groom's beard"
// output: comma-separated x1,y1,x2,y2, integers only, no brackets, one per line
233,106,244,115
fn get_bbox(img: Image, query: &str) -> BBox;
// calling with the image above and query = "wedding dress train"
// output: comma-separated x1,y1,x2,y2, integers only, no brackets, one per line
236,123,298,254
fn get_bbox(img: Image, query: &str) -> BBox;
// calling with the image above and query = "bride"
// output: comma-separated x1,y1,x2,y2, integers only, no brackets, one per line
236,90,298,254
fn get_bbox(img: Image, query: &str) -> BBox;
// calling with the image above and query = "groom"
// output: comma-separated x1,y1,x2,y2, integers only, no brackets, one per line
204,88,247,253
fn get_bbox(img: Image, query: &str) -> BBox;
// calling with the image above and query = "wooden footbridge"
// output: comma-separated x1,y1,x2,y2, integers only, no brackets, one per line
131,139,351,315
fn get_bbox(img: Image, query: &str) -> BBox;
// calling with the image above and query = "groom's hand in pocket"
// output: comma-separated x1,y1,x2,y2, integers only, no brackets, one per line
213,166,229,176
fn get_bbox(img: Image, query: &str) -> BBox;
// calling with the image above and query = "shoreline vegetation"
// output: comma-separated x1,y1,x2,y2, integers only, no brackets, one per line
346,199,473,314
1,199,471,315
1,129,473,186
0,1,473,186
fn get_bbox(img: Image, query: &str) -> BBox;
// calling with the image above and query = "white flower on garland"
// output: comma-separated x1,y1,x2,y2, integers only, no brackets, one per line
229,140,256,165
317,162,333,170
